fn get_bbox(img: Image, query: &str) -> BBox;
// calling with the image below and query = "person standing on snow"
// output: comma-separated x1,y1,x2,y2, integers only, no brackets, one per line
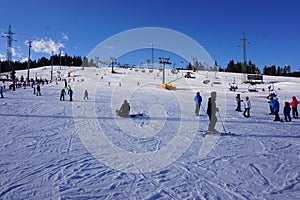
207,91,219,133
36,85,41,96
0,86,4,98
290,96,298,119
273,97,281,121
84,90,89,100
243,96,251,117
283,102,292,122
194,91,202,116
67,85,71,95
69,89,73,101
267,96,274,115
235,94,242,112
60,88,66,101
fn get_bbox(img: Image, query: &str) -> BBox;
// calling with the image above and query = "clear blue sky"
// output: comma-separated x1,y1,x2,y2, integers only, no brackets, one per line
1,0,299,71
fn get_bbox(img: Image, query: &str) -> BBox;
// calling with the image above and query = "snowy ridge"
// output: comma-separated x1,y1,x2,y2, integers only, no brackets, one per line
0,66,299,199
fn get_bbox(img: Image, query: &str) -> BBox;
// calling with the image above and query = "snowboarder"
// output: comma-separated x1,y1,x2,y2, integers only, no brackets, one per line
207,91,218,133
60,88,66,101
283,102,292,122
243,96,251,117
116,99,130,117
290,96,298,119
267,96,274,115
194,91,202,116
69,89,73,101
36,85,41,96
235,94,242,112
273,97,281,121
84,90,89,100
0,86,4,98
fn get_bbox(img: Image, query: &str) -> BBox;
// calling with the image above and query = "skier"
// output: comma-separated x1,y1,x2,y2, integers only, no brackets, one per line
67,85,71,95
273,97,281,121
0,86,4,98
69,89,73,101
116,99,130,117
290,96,298,119
36,85,41,96
60,88,66,101
207,91,219,133
194,91,202,116
64,79,67,88
243,96,251,117
235,94,242,112
283,102,292,122
267,96,274,115
84,90,89,100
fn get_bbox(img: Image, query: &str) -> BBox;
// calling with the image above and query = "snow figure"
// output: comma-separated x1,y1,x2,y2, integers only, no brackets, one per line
243,96,251,117
0,86,4,98
60,88,66,101
267,96,274,115
194,91,202,116
69,89,73,101
116,99,130,117
84,90,89,100
36,85,41,96
235,94,242,112
207,91,218,133
283,102,292,122
273,97,281,121
290,96,298,119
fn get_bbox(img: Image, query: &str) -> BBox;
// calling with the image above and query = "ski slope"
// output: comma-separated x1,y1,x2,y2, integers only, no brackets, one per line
0,66,299,199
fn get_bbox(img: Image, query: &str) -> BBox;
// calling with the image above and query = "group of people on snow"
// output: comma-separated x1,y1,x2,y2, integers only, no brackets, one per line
267,95,298,122
235,94,251,117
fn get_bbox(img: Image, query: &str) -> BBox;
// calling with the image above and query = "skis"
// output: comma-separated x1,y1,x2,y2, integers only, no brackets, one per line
198,130,235,137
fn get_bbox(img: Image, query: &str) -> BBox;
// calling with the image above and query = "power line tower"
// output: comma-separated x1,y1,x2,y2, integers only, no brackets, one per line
2,25,16,69
240,32,250,73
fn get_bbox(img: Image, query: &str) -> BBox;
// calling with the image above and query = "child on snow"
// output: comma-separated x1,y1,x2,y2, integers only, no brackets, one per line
243,97,251,117
267,96,274,115
194,91,202,116
36,85,41,96
273,97,281,121
84,90,89,100
60,88,66,101
0,86,4,98
283,102,292,122
235,94,242,112
290,96,298,119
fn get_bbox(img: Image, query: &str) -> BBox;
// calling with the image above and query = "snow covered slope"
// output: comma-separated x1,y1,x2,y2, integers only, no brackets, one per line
0,66,299,199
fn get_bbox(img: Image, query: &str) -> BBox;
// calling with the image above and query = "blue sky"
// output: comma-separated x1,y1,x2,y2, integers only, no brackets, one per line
0,0,299,71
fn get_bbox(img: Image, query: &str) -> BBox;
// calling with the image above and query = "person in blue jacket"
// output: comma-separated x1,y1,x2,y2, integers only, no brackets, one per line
273,97,280,121
194,91,202,116
0,86,4,98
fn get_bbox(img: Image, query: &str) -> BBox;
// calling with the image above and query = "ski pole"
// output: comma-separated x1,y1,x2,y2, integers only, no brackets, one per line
217,110,227,133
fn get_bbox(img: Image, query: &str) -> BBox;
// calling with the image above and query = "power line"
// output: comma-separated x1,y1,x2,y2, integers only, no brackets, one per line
2,25,16,67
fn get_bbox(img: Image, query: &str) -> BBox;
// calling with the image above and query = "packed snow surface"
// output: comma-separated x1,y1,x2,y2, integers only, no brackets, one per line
0,66,299,199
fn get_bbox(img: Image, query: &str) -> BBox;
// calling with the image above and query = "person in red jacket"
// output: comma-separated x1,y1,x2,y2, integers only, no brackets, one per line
290,96,298,119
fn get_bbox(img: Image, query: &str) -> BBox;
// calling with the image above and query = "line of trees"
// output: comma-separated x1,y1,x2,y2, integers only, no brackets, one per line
0,54,84,73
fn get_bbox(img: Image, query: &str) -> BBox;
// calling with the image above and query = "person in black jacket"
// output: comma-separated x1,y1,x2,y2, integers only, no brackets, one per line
283,102,292,122
207,91,219,133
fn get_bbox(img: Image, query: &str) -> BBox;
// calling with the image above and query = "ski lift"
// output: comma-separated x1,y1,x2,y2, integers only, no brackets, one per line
248,83,258,92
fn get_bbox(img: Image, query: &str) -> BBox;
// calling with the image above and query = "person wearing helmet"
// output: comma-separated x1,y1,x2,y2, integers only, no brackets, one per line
290,96,298,119
273,97,281,121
